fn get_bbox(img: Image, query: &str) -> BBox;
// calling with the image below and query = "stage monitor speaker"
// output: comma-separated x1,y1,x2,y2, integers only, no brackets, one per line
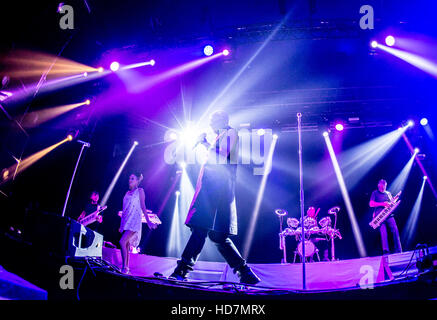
66,220,103,258
24,211,103,258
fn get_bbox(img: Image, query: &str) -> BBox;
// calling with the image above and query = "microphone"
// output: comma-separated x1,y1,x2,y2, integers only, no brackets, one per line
77,140,91,147
192,133,207,150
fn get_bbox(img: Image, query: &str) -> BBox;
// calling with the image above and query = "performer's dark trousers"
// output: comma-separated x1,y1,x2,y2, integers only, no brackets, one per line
179,227,246,272
380,217,402,254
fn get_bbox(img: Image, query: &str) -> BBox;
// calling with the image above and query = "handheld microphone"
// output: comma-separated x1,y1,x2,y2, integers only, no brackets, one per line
77,140,91,147
192,133,207,149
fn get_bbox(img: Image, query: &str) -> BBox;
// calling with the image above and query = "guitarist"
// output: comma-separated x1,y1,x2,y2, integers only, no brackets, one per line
77,191,104,232
369,179,402,255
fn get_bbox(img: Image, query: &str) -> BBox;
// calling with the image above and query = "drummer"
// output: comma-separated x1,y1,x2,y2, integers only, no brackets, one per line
302,206,319,227
304,207,330,261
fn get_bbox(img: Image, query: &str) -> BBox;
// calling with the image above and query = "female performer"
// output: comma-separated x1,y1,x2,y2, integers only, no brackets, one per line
119,173,157,274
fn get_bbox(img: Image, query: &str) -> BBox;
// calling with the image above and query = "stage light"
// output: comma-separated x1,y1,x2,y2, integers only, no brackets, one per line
414,148,420,153
323,131,329,137
98,67,104,73
83,72,88,77
385,36,395,47
377,45,437,79
222,49,230,56
324,127,407,196
1,136,72,186
149,59,155,66
324,133,367,257
167,166,195,258
243,134,278,258
203,45,214,56
424,176,428,180
389,152,417,194
168,132,178,141
257,129,266,136
335,123,344,132
407,120,414,128
370,41,378,48
85,99,91,105
180,124,200,146
273,134,278,140
420,118,428,126
110,61,120,72
403,178,427,247
22,101,91,128
402,132,437,200
100,141,139,206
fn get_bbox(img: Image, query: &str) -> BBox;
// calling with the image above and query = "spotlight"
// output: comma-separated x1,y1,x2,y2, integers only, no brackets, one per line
168,132,178,141
323,131,329,137
420,118,428,126
273,134,278,140
424,176,428,180
256,129,266,136
385,36,395,47
149,59,155,66
335,123,344,132
370,41,378,48
85,99,91,105
175,191,180,196
203,45,214,56
222,49,230,56
134,141,139,146
180,124,200,145
83,72,88,77
110,61,120,72
407,120,415,128
179,162,187,169
67,134,73,141
97,67,104,73
414,148,420,154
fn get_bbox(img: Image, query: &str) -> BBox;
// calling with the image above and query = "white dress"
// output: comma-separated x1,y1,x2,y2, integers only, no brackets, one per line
120,188,143,248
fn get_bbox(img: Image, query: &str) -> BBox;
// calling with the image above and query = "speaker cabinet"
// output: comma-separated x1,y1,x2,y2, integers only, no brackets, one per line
67,220,103,258
24,211,103,258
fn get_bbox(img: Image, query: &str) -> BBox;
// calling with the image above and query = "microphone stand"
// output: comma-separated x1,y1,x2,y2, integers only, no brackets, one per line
297,112,306,290
61,141,90,217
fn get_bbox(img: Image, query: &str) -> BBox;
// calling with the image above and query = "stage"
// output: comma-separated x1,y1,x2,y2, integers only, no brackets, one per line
101,246,437,293
0,232,436,300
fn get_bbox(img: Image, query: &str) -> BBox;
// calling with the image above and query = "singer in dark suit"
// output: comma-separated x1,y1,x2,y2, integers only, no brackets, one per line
170,110,260,285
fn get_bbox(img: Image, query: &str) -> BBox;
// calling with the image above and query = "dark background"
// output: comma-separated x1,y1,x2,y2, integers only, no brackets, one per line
0,0,436,263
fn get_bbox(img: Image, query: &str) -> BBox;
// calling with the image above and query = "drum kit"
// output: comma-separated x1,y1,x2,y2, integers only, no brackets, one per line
278,206,342,263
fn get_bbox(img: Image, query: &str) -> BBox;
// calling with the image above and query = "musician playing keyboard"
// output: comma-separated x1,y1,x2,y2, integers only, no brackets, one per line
369,179,402,255
77,191,104,232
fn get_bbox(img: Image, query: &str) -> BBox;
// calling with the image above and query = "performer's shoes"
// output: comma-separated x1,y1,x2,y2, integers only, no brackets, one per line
169,272,187,281
169,261,192,281
236,265,260,285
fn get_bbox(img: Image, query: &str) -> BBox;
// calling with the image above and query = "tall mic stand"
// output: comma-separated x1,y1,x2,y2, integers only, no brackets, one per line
297,112,306,290
61,140,90,217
